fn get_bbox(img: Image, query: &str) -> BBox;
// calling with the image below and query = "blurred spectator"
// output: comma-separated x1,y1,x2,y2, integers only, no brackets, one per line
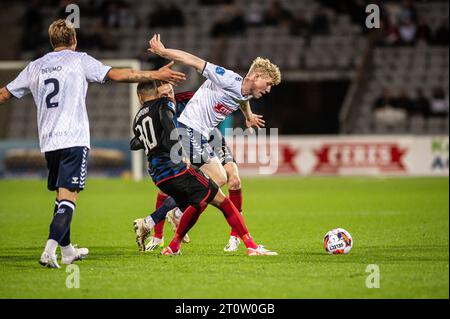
310,7,330,35
21,0,45,51
77,20,118,51
413,88,431,117
373,89,407,126
290,9,310,37
434,18,449,45
24,0,44,31
415,17,431,44
396,89,414,114
263,1,293,27
245,0,264,27
347,0,366,27
84,0,107,17
373,88,396,111
102,1,121,28
148,1,185,28
398,18,417,45
381,24,400,46
200,0,233,5
210,5,246,38
429,87,449,118
117,2,138,29
398,0,417,24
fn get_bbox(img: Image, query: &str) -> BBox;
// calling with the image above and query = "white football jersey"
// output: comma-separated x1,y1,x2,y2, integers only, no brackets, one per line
177,62,252,137
6,50,111,152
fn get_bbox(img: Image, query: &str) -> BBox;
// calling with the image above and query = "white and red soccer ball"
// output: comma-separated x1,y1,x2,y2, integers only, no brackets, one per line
323,228,353,254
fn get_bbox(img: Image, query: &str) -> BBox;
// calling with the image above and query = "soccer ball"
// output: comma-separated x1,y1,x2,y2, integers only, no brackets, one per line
323,228,353,254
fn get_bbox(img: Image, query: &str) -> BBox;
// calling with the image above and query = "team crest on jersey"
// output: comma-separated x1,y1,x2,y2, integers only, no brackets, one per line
215,67,225,76
168,101,176,112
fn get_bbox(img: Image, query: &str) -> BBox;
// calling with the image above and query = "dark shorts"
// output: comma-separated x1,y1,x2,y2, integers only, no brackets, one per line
157,166,219,209
177,123,235,168
208,127,235,166
45,146,89,192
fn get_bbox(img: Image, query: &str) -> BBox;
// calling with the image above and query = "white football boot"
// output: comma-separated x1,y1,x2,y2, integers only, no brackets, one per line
61,245,89,265
145,236,164,251
161,246,181,256
224,236,241,252
133,218,151,251
166,208,190,243
39,251,60,268
247,245,278,256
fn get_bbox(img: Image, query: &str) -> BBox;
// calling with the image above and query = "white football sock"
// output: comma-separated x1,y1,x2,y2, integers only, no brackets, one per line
144,216,155,229
174,207,183,219
44,239,58,255
61,244,75,256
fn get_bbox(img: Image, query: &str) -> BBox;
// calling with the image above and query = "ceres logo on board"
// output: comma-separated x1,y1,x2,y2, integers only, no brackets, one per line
313,143,407,173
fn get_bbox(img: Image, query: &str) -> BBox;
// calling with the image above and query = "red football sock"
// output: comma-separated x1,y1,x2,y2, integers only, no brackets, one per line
153,193,168,239
219,197,257,249
169,204,206,252
153,221,164,239
229,189,242,237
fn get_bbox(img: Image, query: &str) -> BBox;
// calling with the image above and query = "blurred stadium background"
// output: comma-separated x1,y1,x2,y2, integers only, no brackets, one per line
0,0,448,299
0,0,448,178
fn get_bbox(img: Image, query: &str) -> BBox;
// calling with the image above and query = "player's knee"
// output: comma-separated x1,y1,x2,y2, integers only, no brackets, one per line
215,175,228,188
227,176,241,190
163,197,177,210
211,189,226,207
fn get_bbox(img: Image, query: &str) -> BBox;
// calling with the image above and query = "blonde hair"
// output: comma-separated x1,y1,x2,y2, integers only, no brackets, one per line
247,57,281,85
48,19,76,48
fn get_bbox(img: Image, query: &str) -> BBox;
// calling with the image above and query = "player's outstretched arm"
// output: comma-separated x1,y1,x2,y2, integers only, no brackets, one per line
0,87,13,105
239,101,265,132
148,34,205,72
107,61,186,85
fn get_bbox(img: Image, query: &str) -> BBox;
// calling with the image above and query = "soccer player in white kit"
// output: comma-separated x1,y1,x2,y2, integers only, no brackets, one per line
0,20,185,268
147,34,281,252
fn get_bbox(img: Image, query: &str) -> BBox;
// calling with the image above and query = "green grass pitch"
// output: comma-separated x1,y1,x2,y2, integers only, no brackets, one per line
0,177,448,298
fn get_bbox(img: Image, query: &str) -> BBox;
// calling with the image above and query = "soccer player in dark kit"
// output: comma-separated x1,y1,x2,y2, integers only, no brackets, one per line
131,80,277,256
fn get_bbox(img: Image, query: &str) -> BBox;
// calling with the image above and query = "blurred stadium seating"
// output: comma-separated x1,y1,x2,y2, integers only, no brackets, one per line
0,0,448,151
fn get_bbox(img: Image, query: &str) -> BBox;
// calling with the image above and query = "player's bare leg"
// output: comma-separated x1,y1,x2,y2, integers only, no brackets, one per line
198,159,247,252
199,157,228,188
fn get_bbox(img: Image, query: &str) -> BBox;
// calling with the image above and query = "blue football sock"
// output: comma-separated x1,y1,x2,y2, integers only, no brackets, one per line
149,197,177,224
49,200,75,245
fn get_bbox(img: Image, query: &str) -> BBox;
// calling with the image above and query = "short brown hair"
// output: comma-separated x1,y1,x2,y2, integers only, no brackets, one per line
48,19,76,48
247,57,281,86
137,80,167,96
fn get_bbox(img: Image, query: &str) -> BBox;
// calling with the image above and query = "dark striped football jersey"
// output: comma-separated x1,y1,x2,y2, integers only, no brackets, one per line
131,97,187,185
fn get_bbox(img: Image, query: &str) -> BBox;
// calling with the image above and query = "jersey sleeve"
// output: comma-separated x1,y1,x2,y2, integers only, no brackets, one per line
6,63,32,98
130,136,144,151
81,53,112,83
201,62,243,96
